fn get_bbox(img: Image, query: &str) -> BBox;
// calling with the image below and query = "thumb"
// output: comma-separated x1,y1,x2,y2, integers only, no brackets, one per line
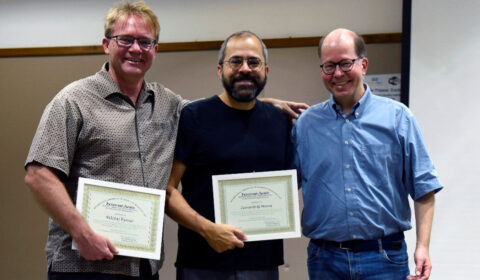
415,262,423,277
233,228,247,241
283,104,299,119
107,239,118,255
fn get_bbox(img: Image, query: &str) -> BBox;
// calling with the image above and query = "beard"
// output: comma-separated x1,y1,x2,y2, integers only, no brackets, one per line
222,72,267,102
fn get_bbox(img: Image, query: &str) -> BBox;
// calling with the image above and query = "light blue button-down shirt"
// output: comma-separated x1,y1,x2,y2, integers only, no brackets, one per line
292,84,442,242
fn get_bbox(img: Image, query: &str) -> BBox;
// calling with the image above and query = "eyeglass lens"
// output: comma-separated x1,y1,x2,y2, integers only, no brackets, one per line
112,35,156,49
321,58,361,75
226,56,263,70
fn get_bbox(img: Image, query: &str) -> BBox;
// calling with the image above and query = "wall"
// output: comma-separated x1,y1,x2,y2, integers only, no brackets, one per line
409,0,480,279
0,0,401,48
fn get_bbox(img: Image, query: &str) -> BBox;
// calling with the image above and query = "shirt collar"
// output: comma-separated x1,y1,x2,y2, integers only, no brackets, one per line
328,83,372,119
354,83,372,119
96,62,155,102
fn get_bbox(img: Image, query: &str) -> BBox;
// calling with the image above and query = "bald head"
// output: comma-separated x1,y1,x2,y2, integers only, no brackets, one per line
317,28,369,113
318,28,367,60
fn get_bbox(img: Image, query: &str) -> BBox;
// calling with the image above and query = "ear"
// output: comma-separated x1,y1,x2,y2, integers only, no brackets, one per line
102,38,111,55
152,43,158,59
361,57,369,75
265,64,270,75
217,64,223,79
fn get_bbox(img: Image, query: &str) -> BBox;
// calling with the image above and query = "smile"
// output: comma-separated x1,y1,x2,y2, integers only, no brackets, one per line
127,58,142,63
235,80,253,85
334,81,349,86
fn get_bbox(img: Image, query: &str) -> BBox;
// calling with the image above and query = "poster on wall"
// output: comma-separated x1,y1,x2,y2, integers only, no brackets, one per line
365,73,401,101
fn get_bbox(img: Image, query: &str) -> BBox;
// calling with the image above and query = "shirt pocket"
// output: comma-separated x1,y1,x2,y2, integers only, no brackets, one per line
359,144,393,184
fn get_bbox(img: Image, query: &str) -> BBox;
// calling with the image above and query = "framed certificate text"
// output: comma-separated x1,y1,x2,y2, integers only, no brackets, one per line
212,169,301,242
74,178,165,260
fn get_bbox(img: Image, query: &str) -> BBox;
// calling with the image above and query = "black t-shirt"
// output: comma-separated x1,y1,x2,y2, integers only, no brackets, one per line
174,95,292,269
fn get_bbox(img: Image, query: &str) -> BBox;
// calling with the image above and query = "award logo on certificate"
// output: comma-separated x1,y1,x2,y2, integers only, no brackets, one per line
212,169,301,241
74,177,165,260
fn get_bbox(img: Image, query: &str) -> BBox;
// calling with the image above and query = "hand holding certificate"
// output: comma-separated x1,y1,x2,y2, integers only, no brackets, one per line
212,169,301,242
74,178,165,260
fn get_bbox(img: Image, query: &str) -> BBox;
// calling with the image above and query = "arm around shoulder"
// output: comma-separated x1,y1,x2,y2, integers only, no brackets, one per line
260,97,309,119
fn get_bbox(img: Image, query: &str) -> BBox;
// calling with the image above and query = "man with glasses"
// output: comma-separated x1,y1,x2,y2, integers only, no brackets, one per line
292,28,442,279
24,2,177,279
165,31,291,280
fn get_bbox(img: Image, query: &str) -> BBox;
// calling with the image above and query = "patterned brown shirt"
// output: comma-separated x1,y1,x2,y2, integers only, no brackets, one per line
25,63,188,276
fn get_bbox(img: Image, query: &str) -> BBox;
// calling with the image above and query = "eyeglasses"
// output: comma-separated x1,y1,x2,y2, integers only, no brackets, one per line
108,35,157,50
320,57,363,75
222,56,264,70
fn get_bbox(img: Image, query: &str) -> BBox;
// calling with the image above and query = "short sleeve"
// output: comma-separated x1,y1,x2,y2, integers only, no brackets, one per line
25,93,82,176
398,107,443,200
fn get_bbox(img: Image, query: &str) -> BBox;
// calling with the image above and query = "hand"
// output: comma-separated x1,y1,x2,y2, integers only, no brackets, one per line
277,100,309,119
203,223,246,253
75,230,118,261
406,245,432,280
262,98,309,119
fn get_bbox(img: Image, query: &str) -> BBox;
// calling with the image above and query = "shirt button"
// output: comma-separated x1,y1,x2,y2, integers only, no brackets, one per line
349,212,354,216
345,164,350,168
344,140,349,145
347,188,352,192
345,119,350,123
352,235,357,239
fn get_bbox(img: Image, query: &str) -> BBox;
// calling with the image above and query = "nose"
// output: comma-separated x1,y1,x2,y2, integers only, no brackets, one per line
128,39,142,52
238,60,251,72
333,64,344,77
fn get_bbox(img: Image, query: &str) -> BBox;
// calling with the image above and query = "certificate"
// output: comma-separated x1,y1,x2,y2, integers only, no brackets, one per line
73,177,165,260
212,169,301,241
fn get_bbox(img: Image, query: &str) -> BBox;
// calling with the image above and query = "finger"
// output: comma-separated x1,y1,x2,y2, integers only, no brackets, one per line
415,264,423,277
99,240,115,260
107,239,119,254
214,247,226,253
233,229,247,241
232,238,245,248
421,265,431,279
104,249,114,260
294,102,310,111
283,105,299,119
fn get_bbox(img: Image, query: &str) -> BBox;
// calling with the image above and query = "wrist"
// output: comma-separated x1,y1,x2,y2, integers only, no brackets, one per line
415,242,429,251
68,215,92,241
197,214,215,238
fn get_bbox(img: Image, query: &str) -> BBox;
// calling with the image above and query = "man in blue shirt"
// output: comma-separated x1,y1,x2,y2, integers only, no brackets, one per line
292,28,442,280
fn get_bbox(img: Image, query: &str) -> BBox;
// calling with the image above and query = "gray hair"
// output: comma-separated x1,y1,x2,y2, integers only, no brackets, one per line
218,31,268,65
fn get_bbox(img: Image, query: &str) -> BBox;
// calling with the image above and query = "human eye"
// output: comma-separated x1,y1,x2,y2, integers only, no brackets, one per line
247,57,261,68
138,38,154,48
340,60,353,70
228,57,243,67
118,36,135,45
323,63,335,72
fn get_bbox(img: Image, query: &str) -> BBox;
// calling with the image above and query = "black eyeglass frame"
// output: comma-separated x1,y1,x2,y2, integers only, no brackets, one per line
320,57,364,75
108,35,157,50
